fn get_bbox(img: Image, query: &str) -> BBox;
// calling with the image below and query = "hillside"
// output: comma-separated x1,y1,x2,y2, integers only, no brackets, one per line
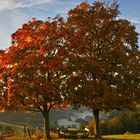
0,107,94,128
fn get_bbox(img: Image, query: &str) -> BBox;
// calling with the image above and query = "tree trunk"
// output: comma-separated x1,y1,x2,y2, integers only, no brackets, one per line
93,109,100,138
43,110,51,140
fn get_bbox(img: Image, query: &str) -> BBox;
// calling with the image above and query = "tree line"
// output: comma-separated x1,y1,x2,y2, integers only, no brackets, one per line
87,110,140,135
0,1,140,139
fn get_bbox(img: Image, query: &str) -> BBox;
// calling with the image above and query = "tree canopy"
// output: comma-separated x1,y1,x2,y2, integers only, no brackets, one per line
65,1,140,111
0,1,140,139
0,17,68,139
64,2,140,137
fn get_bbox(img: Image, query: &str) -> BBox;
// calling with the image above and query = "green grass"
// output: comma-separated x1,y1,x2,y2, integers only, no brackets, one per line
103,134,140,140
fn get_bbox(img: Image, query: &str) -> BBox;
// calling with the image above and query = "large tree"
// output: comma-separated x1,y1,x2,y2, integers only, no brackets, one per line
65,1,140,138
0,17,68,139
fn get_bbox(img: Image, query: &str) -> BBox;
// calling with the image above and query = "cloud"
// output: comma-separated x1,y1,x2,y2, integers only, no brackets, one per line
0,10,28,49
120,17,140,34
0,0,77,49
34,0,84,17
128,18,140,44
0,0,17,10
127,18,140,35
128,18,140,24
0,0,55,11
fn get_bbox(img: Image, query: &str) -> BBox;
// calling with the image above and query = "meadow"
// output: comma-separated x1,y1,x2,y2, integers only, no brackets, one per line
3,134,140,140
103,134,140,140
0,121,140,140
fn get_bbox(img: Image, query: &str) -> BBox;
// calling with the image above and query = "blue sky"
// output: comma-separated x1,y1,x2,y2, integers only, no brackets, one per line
0,0,140,50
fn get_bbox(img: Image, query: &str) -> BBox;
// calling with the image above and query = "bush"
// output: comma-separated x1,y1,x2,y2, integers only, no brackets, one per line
87,119,94,135
79,123,85,131
88,110,140,135
108,116,124,134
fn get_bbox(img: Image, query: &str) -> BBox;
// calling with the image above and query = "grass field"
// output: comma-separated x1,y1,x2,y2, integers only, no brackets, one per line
0,122,140,140
1,134,140,140
103,134,140,140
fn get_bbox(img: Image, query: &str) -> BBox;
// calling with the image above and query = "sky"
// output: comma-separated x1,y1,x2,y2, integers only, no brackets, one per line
0,0,140,50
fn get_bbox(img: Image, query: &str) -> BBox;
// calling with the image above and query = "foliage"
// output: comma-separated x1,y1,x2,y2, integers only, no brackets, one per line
0,17,68,139
101,111,140,134
87,119,94,135
64,2,140,137
0,17,68,112
0,0,140,138
79,122,85,131
86,110,140,135
65,1,140,111
108,115,124,134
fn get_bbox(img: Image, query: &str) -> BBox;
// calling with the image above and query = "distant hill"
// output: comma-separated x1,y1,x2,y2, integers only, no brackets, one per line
0,107,93,128
0,106,126,129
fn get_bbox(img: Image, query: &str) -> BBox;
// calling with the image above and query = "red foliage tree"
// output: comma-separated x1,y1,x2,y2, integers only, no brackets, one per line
65,1,140,138
0,17,68,139
0,1,140,139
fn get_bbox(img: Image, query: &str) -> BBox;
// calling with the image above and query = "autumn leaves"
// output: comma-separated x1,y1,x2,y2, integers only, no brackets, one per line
0,1,140,139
